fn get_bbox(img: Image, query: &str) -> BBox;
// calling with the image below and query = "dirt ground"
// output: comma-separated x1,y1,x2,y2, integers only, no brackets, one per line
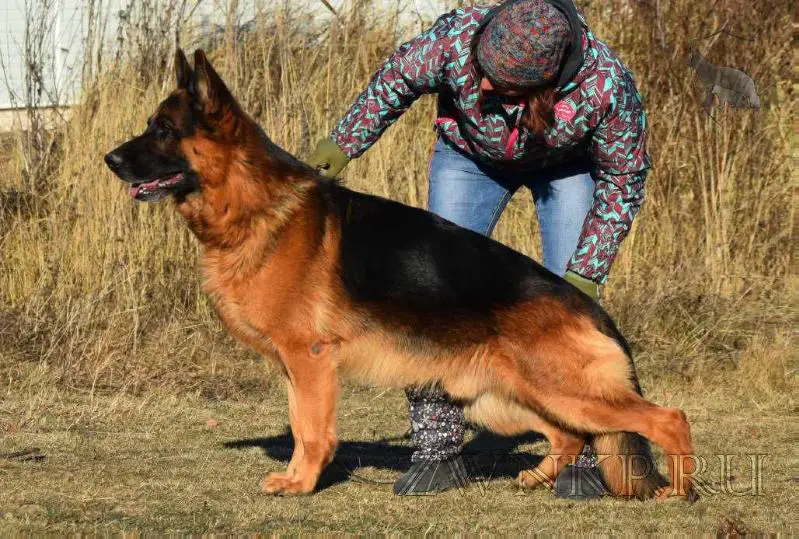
1,376,794,535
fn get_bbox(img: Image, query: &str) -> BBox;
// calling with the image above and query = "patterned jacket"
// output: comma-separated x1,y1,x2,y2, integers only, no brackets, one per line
329,6,650,284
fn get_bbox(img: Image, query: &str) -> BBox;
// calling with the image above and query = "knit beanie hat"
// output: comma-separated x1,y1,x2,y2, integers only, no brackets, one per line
476,0,572,90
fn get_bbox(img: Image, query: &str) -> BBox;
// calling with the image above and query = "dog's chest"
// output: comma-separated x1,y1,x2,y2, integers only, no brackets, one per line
214,293,269,342
200,256,305,347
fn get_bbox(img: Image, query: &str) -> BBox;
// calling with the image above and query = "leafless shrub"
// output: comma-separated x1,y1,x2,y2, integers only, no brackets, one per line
0,0,64,199
113,0,202,87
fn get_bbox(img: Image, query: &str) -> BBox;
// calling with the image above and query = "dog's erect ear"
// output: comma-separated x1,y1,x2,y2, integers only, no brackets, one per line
193,49,235,117
175,49,191,89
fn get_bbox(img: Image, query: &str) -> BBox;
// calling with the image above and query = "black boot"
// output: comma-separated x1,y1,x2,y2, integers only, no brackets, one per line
393,456,469,495
553,465,607,500
553,444,607,500
397,387,467,495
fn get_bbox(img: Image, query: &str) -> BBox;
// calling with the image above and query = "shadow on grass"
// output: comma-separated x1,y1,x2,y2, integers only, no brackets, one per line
223,427,545,491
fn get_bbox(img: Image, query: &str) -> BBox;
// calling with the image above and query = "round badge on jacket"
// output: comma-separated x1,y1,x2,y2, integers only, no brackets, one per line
554,100,576,121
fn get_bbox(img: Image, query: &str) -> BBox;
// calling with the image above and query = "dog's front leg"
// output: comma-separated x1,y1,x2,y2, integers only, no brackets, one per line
262,378,305,486
285,379,305,475
262,340,339,495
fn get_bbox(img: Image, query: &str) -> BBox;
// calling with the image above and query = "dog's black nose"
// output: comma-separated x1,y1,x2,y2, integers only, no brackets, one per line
104,151,123,170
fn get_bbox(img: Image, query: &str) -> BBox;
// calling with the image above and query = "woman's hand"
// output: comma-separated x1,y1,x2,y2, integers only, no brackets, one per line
306,138,351,178
564,270,600,302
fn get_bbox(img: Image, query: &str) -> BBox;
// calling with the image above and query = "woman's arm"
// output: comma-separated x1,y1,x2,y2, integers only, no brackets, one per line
567,73,650,284
567,170,647,284
329,11,461,159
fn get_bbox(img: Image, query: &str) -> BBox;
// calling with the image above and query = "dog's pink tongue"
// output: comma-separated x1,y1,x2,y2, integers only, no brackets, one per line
129,179,160,198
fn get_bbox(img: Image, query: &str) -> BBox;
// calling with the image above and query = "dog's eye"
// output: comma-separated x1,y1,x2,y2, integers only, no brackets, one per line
155,120,176,140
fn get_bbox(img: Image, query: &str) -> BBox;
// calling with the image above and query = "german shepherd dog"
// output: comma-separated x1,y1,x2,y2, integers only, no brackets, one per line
104,49,696,500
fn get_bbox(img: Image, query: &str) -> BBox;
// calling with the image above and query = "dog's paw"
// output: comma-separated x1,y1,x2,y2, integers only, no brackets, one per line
517,470,552,489
655,485,698,503
261,472,313,496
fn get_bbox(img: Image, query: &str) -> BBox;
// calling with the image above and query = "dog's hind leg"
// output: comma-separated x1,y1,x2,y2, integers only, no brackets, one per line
502,381,695,499
464,393,584,490
517,425,585,489
262,341,339,495
493,321,695,499
558,396,695,500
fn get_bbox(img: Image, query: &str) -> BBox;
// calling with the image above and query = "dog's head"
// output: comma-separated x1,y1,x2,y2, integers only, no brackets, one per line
104,49,240,202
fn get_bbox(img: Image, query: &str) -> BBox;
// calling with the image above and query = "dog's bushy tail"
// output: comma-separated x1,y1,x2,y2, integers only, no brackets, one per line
593,431,668,498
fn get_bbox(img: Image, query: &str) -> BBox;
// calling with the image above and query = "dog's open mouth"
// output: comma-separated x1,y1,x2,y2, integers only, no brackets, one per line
130,172,185,200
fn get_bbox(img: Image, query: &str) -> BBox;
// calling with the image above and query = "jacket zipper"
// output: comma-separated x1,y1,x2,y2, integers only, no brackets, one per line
504,98,526,160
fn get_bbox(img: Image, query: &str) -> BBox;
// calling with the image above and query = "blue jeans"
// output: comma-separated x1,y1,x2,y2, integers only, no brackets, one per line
406,138,595,462
428,138,595,275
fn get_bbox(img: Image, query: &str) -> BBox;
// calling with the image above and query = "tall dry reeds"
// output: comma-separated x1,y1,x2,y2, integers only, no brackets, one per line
0,0,793,396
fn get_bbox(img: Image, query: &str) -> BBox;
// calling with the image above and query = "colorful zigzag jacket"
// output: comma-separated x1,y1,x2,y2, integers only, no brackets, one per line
330,6,651,284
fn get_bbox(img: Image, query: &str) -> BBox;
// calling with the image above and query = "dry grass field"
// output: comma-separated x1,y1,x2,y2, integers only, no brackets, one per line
0,0,795,534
